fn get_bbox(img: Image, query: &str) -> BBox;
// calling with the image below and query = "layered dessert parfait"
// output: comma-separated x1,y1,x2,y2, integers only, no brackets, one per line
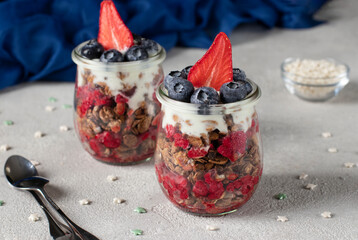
154,32,262,215
72,0,165,164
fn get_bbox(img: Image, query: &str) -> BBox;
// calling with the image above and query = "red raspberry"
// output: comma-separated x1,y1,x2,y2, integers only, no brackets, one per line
207,181,224,200
79,98,92,117
173,133,189,149
187,148,208,158
179,190,189,200
193,180,208,197
226,183,235,192
115,102,126,115
233,179,243,189
95,131,121,148
89,138,104,154
165,124,175,139
92,91,113,106
115,94,128,103
217,131,247,162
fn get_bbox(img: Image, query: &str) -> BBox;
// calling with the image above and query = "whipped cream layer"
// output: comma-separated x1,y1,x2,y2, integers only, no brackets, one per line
161,105,255,137
77,64,161,111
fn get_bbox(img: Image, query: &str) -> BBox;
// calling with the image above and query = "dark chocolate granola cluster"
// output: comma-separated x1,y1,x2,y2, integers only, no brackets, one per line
154,113,262,215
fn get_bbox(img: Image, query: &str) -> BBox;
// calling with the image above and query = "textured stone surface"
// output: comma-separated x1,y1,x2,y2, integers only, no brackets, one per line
1,1,358,239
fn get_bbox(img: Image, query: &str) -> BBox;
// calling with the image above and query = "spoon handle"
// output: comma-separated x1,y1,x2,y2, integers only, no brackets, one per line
29,191,73,240
37,187,100,240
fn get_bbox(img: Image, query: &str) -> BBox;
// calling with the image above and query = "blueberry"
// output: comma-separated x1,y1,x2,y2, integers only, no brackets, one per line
220,82,247,103
166,77,194,102
233,68,246,81
125,46,148,61
241,80,253,94
100,49,124,63
141,38,159,57
190,87,219,105
132,33,142,45
80,39,104,59
164,71,182,90
180,66,193,79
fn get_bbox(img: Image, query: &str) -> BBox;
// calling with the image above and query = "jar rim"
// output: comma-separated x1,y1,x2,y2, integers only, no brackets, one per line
156,79,261,115
71,40,166,71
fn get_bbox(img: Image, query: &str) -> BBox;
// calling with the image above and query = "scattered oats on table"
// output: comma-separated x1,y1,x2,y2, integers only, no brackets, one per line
107,175,118,182
276,216,288,222
45,106,56,112
28,213,41,222
298,173,308,180
321,132,332,138
34,131,44,138
59,125,70,132
328,147,338,153
0,144,11,152
113,198,125,204
343,162,355,168
321,211,332,218
305,183,317,190
30,160,40,166
79,199,91,205
206,225,219,231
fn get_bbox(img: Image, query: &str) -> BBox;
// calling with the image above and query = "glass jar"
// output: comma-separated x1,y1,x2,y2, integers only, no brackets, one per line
154,80,262,215
71,41,166,165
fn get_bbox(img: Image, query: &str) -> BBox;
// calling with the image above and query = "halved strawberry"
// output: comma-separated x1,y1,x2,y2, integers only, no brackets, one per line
187,32,233,91
98,0,133,52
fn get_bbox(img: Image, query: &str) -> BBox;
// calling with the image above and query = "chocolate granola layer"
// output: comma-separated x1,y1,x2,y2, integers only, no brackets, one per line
154,113,262,215
74,68,163,164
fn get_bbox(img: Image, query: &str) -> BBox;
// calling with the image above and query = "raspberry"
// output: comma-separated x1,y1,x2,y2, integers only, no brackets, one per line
179,190,189,200
115,94,128,103
95,131,121,148
79,98,92,117
226,183,235,192
193,180,208,197
207,180,224,199
92,90,113,106
140,132,150,141
89,138,103,154
165,124,175,139
187,148,208,158
115,102,126,115
217,131,247,162
233,179,243,189
173,133,189,149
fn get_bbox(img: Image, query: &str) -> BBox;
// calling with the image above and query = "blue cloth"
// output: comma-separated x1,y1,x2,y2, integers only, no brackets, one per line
0,0,327,90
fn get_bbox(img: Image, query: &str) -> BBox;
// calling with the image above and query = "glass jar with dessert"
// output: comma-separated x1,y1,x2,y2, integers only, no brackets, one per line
72,0,166,165
154,32,262,215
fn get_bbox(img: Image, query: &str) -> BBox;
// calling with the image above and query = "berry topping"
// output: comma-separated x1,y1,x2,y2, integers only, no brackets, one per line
180,66,192,79
100,49,124,63
141,38,159,57
166,77,194,102
220,81,248,103
164,71,182,89
80,39,104,59
242,80,253,94
98,0,133,52
190,87,219,105
187,32,233,90
124,46,149,61
233,68,246,81
132,33,142,45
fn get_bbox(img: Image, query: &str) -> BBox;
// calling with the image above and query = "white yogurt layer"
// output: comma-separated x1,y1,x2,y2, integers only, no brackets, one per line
77,65,161,111
161,105,255,137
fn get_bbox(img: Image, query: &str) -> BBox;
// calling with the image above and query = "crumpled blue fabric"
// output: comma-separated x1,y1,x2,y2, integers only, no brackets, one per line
0,0,327,90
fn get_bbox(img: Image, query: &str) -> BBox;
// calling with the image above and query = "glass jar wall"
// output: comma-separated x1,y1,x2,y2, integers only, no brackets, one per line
72,41,166,165
154,80,262,215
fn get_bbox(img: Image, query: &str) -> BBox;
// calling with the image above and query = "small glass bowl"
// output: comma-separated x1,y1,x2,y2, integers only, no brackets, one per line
281,58,350,102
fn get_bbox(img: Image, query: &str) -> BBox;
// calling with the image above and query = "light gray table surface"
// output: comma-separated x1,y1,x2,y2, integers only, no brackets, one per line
1,1,358,239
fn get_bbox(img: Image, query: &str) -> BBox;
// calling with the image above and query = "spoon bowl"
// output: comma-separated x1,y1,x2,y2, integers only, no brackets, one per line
4,155,39,184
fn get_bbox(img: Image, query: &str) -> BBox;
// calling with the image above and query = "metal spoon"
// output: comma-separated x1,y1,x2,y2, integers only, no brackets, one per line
4,155,100,240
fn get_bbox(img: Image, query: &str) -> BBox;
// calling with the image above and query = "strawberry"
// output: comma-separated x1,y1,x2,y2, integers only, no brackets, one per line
98,0,133,52
187,32,233,91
